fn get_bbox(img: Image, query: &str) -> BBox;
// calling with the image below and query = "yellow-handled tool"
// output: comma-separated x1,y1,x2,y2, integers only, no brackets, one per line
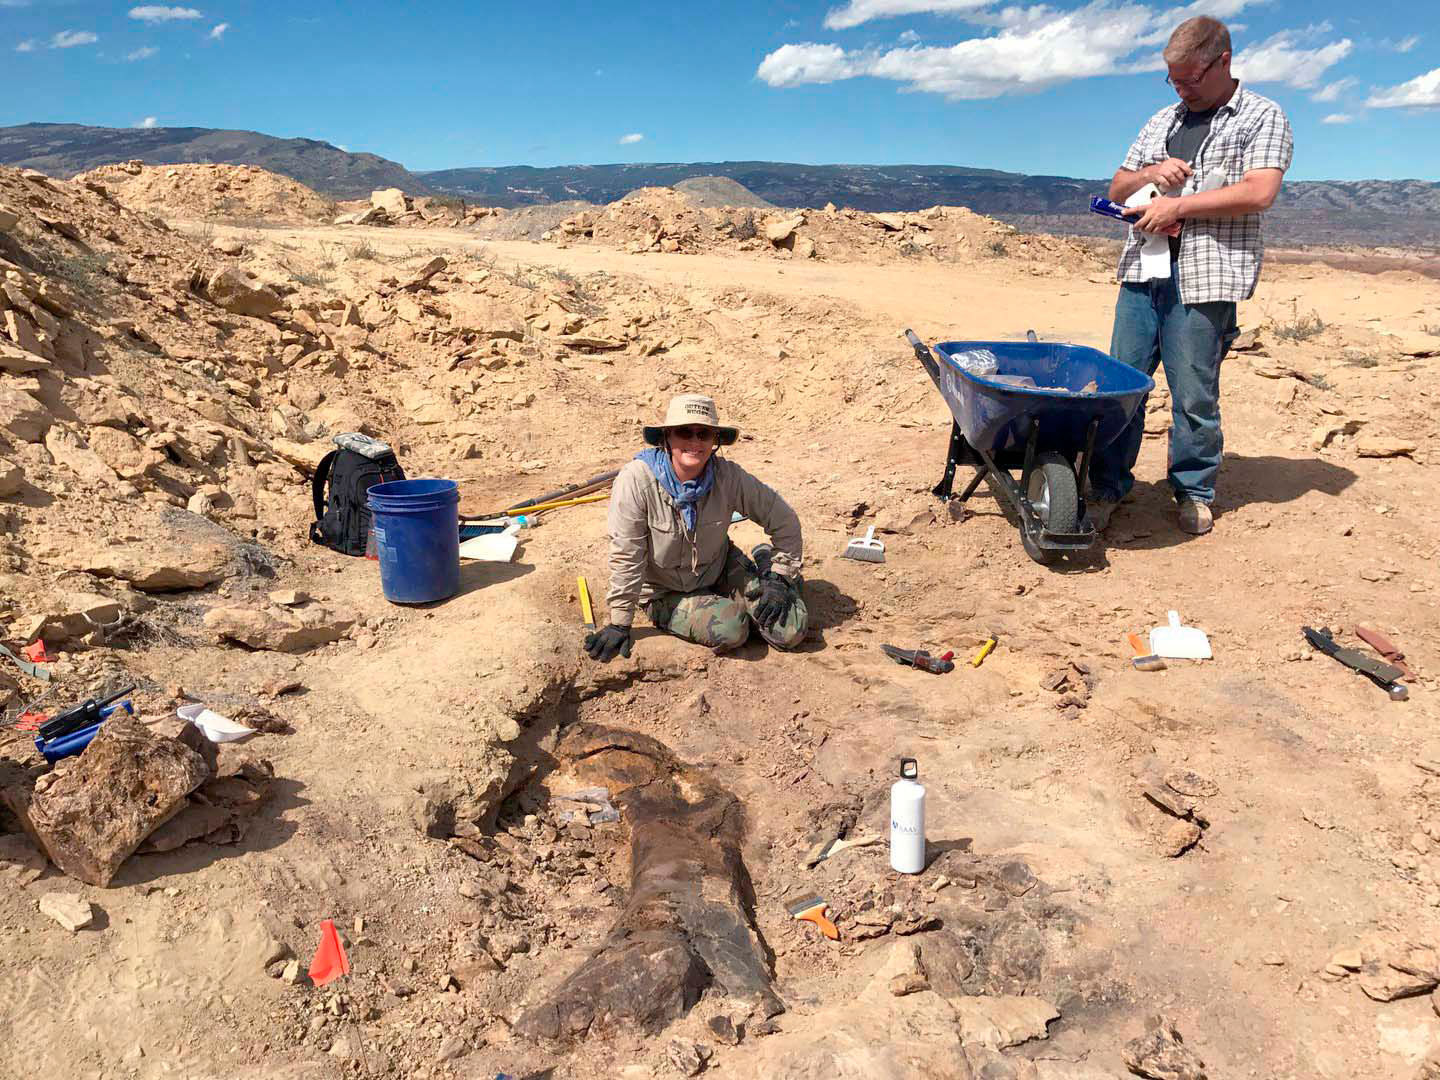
577,576,596,630
971,635,997,667
521,492,610,516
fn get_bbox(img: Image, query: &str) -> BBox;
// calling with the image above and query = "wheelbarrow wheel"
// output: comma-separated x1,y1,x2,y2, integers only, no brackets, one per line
1021,452,1079,565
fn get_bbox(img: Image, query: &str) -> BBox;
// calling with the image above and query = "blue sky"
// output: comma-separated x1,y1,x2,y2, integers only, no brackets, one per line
3,1,1437,181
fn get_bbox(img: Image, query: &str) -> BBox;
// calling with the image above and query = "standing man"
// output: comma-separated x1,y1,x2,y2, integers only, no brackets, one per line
1090,16,1293,535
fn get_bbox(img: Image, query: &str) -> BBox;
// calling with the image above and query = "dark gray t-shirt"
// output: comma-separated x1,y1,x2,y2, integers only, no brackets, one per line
1166,107,1217,257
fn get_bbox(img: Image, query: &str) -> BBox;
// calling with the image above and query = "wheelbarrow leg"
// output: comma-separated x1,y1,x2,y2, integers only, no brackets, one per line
932,420,965,501
957,468,986,503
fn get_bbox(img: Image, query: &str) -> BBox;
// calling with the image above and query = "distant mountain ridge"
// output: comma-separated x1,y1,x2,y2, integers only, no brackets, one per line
0,123,425,200
0,123,1434,248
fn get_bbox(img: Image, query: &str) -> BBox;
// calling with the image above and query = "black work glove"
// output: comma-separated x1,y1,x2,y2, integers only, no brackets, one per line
584,624,633,662
751,573,795,630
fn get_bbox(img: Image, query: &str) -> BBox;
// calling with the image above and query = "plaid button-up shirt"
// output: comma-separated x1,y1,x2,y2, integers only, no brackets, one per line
1116,83,1294,305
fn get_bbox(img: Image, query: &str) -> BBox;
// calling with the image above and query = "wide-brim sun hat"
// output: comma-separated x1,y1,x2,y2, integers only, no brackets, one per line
643,393,740,447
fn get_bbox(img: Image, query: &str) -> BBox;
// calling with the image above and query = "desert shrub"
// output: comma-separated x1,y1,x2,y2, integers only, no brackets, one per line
1271,302,1325,342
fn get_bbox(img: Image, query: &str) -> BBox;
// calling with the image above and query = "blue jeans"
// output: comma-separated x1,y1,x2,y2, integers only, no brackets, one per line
1091,268,1237,505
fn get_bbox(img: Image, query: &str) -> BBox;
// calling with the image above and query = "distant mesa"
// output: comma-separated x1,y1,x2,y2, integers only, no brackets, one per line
0,122,1435,248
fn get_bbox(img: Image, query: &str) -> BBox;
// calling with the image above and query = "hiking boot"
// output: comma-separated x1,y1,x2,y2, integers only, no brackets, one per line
1177,499,1213,535
1087,500,1118,533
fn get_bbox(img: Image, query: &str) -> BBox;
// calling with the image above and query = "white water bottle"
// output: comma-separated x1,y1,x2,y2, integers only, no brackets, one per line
890,758,926,874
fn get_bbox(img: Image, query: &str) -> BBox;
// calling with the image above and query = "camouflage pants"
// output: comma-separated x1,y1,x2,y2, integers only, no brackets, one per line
647,544,808,652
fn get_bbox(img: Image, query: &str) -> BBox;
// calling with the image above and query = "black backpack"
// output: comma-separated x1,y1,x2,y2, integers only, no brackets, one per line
308,433,405,556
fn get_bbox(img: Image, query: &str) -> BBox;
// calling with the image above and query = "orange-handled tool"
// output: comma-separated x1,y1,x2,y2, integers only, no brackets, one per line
786,894,839,940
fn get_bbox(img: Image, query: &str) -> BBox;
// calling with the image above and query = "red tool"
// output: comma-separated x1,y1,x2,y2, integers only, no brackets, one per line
881,644,955,674
20,640,48,664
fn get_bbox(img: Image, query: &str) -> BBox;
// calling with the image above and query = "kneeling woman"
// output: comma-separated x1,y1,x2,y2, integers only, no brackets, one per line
584,394,806,662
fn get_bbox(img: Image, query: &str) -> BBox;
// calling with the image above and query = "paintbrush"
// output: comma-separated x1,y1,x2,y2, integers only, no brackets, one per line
786,893,839,940
1128,633,1166,672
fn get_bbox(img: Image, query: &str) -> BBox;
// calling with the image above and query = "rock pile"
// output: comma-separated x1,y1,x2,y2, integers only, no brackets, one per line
332,188,503,229
541,186,1103,272
73,161,336,225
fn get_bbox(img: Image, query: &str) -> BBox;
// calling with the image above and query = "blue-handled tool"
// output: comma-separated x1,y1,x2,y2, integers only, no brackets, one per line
34,700,133,764
1089,196,1133,222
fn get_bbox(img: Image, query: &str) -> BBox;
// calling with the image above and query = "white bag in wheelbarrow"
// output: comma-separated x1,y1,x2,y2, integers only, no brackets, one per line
951,348,999,376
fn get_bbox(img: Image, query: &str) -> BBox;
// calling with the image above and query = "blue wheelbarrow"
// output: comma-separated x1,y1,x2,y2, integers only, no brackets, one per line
905,329,1154,565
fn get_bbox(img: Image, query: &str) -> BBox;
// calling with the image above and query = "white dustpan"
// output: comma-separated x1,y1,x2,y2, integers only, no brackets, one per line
177,703,255,743
459,521,520,563
1149,610,1211,660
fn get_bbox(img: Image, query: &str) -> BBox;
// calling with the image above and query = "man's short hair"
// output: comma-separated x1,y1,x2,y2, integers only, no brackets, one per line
1164,16,1231,67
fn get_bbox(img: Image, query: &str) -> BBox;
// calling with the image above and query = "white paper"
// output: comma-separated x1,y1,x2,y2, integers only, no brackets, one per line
1126,183,1171,281
176,703,255,743
459,521,520,563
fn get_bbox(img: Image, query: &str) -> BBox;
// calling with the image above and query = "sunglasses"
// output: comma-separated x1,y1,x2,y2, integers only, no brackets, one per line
669,426,717,442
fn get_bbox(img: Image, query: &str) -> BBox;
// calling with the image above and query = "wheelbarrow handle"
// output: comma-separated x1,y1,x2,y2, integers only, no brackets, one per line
904,329,943,385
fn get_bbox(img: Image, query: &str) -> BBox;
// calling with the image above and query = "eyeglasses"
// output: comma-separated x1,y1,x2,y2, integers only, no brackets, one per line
670,426,717,442
1165,54,1220,90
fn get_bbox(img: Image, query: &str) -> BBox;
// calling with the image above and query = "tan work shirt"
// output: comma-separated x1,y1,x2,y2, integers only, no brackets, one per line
606,457,803,628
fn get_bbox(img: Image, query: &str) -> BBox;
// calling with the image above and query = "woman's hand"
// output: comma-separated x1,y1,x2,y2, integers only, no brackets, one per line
584,624,633,662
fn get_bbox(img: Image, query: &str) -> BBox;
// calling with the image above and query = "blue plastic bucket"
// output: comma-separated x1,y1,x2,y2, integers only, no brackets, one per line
367,477,461,604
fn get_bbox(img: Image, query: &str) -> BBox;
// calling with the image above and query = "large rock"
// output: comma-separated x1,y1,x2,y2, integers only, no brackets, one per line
765,214,805,244
38,892,95,932
140,748,274,852
203,602,357,652
739,939,969,1079
0,382,50,442
6,713,209,886
1,339,51,374
371,188,409,215
44,427,118,484
86,427,165,479
0,457,22,498
22,591,125,644
201,267,284,318
952,995,1059,1049
1122,1015,1207,1080
62,509,242,591
0,204,19,233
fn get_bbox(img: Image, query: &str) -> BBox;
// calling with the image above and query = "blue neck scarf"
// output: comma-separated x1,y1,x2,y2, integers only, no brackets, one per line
636,447,714,532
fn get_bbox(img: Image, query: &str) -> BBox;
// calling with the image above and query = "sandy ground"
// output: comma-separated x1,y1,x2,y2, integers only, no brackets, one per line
5,213,1440,1079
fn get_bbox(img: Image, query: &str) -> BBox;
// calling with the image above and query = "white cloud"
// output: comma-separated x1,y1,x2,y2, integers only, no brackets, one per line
1232,30,1353,89
1382,35,1420,54
15,38,38,52
823,0,990,31
50,30,99,48
1321,113,1352,124
126,46,158,61
897,29,921,44
137,116,159,128
758,0,1313,100
1367,67,1440,109
757,42,870,87
128,6,202,23
209,22,228,39
1311,76,1356,102
618,133,645,145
